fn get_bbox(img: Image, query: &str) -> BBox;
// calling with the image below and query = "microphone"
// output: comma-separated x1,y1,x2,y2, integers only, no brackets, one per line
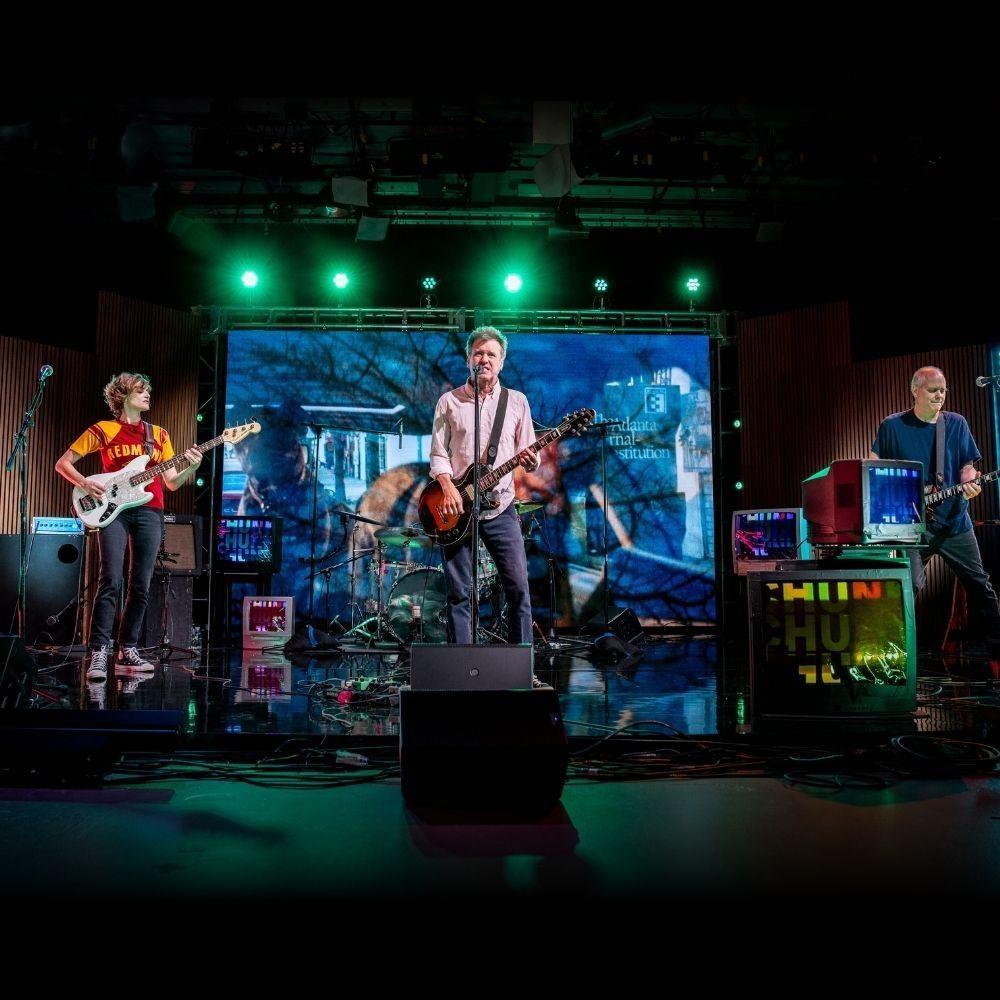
39,364,54,381
398,419,403,449
976,375,999,388
471,364,483,375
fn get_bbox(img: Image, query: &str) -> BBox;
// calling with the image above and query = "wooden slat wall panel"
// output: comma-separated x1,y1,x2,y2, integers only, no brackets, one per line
737,301,998,638
94,290,201,516
0,339,95,528
1,292,201,533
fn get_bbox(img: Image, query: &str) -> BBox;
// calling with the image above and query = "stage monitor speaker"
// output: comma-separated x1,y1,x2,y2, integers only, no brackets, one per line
140,574,193,651
584,605,645,647
399,687,568,812
161,515,203,575
410,643,534,690
0,533,85,646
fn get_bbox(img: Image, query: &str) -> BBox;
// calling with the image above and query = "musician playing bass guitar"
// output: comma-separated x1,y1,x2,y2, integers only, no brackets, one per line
430,327,540,644
871,365,1000,675
55,372,202,680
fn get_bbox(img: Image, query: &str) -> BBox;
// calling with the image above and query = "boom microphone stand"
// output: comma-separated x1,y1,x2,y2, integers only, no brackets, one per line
4,364,54,640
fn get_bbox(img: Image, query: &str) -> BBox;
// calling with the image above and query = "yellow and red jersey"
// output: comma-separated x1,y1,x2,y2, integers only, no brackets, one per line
69,420,174,510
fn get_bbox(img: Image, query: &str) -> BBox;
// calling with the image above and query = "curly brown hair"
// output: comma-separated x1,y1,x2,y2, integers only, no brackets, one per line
103,372,151,418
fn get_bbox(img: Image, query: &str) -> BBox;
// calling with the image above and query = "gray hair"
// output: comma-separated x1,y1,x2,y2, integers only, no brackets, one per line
911,366,946,391
465,326,508,361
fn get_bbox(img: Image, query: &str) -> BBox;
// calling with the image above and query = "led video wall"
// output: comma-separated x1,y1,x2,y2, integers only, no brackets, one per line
222,327,715,627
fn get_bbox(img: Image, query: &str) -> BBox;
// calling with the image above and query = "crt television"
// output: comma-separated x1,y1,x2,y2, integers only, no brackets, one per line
802,459,924,546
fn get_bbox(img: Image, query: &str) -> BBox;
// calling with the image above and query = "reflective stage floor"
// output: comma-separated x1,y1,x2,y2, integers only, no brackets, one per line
22,632,1000,745
8,632,1000,904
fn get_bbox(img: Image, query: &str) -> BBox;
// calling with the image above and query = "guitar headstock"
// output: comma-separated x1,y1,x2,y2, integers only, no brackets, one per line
560,407,596,437
222,419,262,445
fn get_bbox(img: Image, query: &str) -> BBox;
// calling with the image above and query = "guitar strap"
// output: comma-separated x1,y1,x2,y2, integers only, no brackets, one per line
142,420,155,459
934,412,946,488
484,388,509,468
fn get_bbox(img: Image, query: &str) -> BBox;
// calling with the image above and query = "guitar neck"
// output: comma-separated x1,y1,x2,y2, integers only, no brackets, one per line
927,469,1000,505
478,425,565,490
129,434,224,485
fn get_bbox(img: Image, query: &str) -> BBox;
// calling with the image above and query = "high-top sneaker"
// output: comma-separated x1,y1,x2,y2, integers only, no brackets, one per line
86,645,110,680
118,646,155,672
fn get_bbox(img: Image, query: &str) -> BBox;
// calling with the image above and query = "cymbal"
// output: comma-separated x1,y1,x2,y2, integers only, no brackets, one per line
514,500,545,514
374,525,434,548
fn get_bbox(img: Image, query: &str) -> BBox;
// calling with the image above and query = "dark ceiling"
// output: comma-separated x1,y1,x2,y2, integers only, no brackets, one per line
1,62,995,354
3,64,993,236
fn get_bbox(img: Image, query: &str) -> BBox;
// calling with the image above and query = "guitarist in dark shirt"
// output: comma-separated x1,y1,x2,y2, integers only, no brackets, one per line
871,366,1000,675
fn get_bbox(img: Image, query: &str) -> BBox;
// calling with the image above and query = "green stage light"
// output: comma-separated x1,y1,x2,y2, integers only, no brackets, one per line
504,273,523,293
422,276,438,291
732,418,742,429
734,480,744,491
594,277,609,293
333,272,349,289
241,271,259,289
686,276,701,293
195,476,205,488
196,413,204,424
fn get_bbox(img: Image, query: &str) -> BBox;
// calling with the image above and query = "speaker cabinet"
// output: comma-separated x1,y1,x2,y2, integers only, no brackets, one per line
584,605,645,647
399,687,568,812
0,533,85,646
160,515,203,575
140,574,193,650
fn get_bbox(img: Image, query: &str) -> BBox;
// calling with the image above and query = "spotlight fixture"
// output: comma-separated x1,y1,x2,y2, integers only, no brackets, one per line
593,278,609,293
332,273,349,289
241,271,259,288
504,274,523,293
419,275,438,307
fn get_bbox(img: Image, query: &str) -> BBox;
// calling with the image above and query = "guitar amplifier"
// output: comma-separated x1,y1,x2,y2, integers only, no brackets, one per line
160,515,203,575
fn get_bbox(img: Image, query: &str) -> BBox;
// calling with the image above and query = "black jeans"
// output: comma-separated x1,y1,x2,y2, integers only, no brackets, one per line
910,528,1000,655
441,503,533,644
89,506,163,650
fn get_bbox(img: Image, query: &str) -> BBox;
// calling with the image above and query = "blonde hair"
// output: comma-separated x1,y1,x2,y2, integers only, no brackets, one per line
103,372,151,418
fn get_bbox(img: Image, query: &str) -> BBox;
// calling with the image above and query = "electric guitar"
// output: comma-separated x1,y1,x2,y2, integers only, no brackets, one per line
72,420,261,529
417,407,595,545
925,470,1000,508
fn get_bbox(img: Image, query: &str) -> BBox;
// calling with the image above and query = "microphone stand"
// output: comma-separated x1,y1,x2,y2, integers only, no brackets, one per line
471,369,482,645
4,368,53,640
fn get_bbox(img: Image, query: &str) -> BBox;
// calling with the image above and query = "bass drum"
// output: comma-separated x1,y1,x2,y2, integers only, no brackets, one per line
387,567,448,644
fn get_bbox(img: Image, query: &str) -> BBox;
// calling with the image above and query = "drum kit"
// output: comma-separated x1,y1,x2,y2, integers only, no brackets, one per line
310,501,544,648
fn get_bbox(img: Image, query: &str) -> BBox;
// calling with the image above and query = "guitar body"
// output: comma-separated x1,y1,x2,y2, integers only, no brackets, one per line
418,464,500,545
72,456,154,529
416,407,596,545
66,419,261,531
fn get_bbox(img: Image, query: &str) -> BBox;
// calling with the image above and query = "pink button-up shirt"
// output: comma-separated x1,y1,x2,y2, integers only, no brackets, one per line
429,381,537,518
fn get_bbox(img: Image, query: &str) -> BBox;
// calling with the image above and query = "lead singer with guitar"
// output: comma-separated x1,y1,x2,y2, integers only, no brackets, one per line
430,328,540,644
55,372,202,679
871,365,1000,676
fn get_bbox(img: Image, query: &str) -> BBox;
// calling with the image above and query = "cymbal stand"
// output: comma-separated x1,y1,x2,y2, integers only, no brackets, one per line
529,509,588,651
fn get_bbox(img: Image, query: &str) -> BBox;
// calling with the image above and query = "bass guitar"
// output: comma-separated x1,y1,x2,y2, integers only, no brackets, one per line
73,420,261,529
925,469,1000,511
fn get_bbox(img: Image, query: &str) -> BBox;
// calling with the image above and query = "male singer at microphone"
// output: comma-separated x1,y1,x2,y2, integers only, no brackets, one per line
871,365,1000,676
430,327,539,644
